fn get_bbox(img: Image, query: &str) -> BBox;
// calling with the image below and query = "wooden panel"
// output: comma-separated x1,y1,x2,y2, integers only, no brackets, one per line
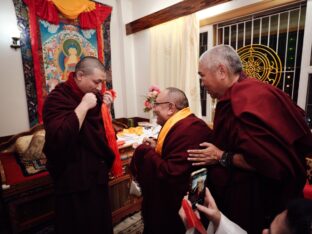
112,197,142,225
8,189,54,233
126,0,230,35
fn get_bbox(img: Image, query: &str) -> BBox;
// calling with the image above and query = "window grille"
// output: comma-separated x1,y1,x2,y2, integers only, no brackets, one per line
199,3,306,118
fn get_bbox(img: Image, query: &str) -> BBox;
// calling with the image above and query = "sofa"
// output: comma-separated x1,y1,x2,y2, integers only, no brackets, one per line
0,124,53,233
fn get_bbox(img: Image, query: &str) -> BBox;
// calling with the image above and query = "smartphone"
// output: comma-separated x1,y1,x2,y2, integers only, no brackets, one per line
188,168,207,209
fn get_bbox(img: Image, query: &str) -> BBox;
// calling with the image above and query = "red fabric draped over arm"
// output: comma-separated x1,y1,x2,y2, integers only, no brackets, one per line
101,85,122,177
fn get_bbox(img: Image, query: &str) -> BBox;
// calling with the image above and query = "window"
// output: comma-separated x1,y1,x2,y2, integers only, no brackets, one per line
199,3,308,121
215,5,306,101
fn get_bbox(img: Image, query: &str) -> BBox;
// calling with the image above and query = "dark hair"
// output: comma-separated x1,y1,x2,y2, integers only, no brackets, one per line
165,87,189,110
286,198,312,234
75,56,105,75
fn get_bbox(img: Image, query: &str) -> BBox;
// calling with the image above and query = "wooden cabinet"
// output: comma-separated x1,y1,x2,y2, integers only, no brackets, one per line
0,175,54,233
110,174,142,224
110,144,142,225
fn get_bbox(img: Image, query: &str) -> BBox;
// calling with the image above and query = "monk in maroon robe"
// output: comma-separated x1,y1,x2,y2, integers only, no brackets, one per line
43,57,115,234
188,45,312,234
130,87,213,234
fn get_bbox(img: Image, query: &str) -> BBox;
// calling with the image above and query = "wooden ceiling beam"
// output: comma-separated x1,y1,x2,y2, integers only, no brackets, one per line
125,0,230,35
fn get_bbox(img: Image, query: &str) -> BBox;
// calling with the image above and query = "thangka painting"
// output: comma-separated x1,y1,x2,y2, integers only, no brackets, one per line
40,21,98,92
12,0,112,126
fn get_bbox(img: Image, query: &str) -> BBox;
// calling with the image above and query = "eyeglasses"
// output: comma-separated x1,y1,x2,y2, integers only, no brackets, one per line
153,101,170,107
153,101,183,110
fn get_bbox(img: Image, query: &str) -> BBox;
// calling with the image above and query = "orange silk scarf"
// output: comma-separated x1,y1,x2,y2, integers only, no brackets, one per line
101,90,123,177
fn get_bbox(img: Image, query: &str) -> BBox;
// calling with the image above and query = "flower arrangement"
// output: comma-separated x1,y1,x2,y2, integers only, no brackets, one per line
144,85,160,112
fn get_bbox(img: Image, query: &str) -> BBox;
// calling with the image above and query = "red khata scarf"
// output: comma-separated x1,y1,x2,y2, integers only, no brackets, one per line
67,73,123,177
181,199,206,234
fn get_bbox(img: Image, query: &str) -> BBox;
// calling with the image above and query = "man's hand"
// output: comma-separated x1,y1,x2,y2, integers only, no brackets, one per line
103,91,113,108
187,142,223,166
81,93,97,110
142,137,157,148
196,187,221,230
75,93,97,129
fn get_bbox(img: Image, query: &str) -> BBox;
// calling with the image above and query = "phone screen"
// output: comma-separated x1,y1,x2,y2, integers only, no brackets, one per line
188,168,207,209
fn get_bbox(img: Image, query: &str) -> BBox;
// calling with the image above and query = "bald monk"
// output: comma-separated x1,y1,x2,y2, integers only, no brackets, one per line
188,45,312,233
43,56,115,234
130,87,213,234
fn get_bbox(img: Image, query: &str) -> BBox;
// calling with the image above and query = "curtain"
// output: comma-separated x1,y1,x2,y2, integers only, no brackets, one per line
149,14,201,117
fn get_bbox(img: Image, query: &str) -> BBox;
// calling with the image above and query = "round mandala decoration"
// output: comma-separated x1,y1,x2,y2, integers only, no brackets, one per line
237,44,282,86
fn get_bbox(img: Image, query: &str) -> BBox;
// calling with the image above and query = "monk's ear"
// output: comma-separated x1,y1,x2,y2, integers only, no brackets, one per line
168,103,176,115
218,64,227,80
76,71,84,81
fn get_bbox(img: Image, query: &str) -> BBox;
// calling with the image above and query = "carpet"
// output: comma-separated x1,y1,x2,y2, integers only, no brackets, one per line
114,212,144,234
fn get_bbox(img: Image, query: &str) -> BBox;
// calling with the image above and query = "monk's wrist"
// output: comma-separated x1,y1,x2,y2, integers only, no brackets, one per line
219,151,235,168
79,101,93,111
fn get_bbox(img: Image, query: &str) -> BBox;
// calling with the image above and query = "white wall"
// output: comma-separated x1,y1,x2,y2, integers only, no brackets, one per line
0,0,29,136
123,0,182,119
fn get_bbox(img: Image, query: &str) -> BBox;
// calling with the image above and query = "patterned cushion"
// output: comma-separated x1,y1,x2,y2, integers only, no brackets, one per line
16,130,47,176
307,157,312,184
15,135,33,155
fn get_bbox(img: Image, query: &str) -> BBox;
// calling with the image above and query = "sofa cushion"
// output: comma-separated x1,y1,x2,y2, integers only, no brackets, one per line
0,152,48,186
15,135,33,155
16,130,47,176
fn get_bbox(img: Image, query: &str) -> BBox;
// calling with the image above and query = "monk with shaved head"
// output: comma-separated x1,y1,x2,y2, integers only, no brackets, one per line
43,56,115,234
131,87,213,234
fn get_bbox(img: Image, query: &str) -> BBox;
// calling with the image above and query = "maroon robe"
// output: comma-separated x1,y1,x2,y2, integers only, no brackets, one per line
208,77,312,234
43,80,115,234
130,115,213,234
